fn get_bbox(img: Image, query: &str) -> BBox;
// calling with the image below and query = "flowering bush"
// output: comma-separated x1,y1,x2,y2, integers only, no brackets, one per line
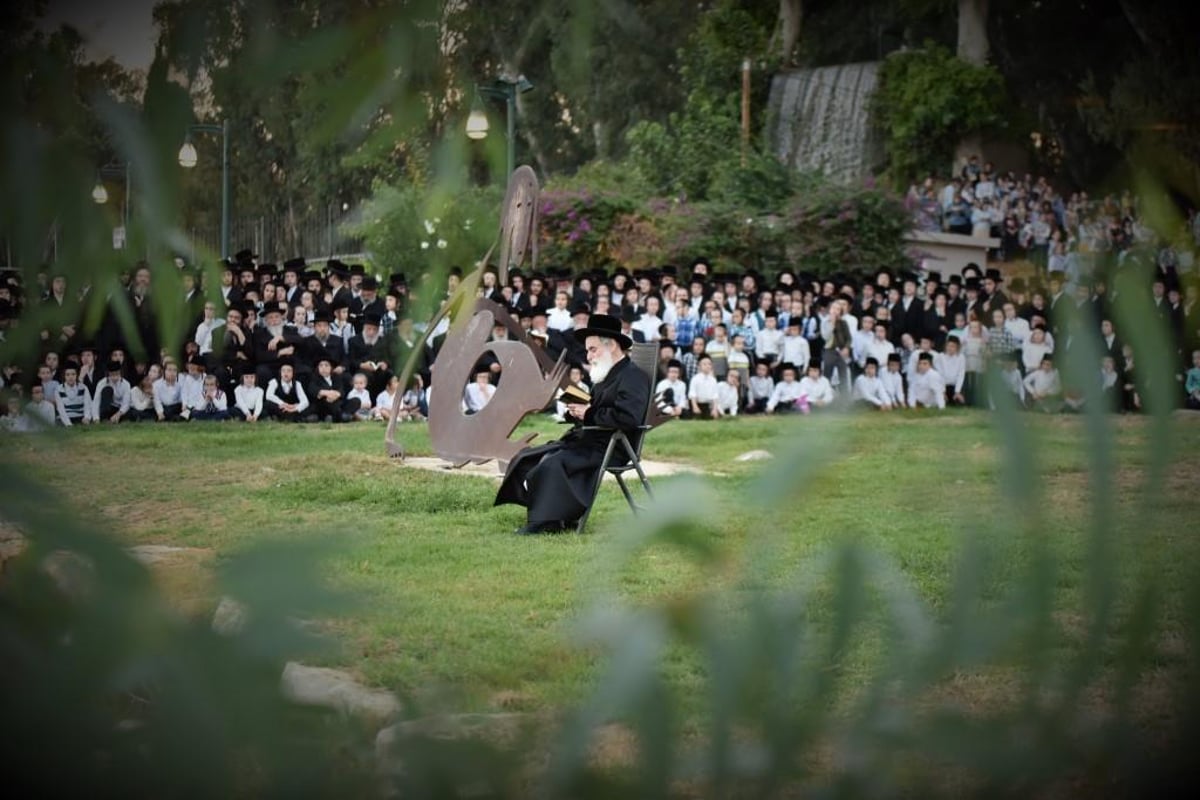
537,189,636,271
652,200,787,271
782,184,914,278
352,171,913,282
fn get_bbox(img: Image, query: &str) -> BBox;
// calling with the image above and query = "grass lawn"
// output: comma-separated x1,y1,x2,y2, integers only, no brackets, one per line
6,409,1199,721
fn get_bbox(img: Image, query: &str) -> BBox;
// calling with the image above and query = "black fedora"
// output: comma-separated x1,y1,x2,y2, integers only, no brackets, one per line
572,313,632,350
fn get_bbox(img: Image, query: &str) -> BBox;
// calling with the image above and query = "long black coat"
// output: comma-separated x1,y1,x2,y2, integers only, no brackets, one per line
494,354,650,526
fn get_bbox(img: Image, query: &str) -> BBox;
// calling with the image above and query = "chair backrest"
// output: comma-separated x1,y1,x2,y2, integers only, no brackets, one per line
625,342,659,457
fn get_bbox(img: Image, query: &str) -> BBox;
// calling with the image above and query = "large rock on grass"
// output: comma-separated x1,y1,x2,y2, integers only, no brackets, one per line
281,662,400,722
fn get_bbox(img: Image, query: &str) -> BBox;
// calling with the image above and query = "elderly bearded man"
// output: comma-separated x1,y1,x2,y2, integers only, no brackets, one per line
495,313,651,534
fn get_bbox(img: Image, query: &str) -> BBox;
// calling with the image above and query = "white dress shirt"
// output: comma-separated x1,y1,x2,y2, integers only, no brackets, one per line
852,374,891,407
687,372,720,404
797,375,834,406
907,368,946,408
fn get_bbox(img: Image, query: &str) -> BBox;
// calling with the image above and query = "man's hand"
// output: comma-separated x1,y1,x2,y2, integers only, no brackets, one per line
953,392,965,404
566,403,589,420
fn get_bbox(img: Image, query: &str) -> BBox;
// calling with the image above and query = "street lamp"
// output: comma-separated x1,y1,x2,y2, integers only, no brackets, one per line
465,74,534,180
92,161,131,241
178,119,230,259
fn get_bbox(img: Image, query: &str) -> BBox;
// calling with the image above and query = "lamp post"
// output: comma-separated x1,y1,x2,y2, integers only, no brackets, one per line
92,161,131,246
464,75,533,180
178,119,230,259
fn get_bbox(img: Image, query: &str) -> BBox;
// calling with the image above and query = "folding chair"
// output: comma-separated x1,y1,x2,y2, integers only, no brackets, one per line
575,342,659,533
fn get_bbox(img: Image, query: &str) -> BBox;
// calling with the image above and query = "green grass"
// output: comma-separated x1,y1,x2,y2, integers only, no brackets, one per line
8,410,1200,717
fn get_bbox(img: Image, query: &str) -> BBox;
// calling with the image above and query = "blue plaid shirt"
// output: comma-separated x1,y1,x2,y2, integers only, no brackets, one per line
674,315,699,347
729,322,756,354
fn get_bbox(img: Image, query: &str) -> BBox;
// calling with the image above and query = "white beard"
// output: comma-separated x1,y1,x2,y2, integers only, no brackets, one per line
588,352,615,383
267,324,284,337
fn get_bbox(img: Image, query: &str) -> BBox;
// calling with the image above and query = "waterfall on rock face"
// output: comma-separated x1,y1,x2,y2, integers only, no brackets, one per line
768,62,883,185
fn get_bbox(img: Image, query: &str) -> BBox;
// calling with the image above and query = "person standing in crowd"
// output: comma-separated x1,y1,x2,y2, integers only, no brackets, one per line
936,336,967,406
688,354,721,419
881,352,907,409
746,358,775,414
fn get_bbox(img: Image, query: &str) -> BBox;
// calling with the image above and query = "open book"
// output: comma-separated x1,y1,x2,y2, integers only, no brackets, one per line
560,384,592,405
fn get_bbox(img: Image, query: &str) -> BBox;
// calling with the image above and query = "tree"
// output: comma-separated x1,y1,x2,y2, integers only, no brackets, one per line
626,1,776,200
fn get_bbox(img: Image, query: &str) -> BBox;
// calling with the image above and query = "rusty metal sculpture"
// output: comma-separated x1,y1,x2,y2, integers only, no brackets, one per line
427,300,566,467
384,166,555,464
384,165,672,466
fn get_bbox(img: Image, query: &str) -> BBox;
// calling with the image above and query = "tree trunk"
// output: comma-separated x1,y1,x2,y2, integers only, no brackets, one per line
956,0,989,66
592,119,611,161
777,0,802,66
954,0,989,177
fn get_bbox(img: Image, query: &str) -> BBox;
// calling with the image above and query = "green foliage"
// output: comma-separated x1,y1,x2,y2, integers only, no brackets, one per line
647,199,787,272
708,150,796,212
538,189,637,272
625,1,774,201
347,181,502,281
0,457,378,797
783,182,914,277
873,43,1005,183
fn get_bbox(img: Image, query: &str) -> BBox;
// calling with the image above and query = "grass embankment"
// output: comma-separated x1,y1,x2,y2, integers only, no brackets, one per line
8,410,1199,717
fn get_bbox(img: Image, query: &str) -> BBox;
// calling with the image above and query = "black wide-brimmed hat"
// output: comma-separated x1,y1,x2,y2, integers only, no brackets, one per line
573,313,632,349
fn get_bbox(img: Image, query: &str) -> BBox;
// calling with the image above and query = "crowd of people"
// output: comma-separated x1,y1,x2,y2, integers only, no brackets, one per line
906,154,1200,283
2,208,1200,433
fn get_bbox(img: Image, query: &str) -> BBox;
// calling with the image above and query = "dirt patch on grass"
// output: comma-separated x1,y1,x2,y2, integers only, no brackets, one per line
1042,459,1200,512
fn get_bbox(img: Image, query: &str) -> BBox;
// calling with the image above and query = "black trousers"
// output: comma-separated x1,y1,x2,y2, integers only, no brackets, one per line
96,387,125,421
159,402,185,422
496,442,605,527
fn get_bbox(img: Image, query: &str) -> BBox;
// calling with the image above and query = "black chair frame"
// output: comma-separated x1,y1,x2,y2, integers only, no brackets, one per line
575,343,658,533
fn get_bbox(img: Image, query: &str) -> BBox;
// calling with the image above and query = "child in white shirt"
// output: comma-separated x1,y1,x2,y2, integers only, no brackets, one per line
346,372,374,421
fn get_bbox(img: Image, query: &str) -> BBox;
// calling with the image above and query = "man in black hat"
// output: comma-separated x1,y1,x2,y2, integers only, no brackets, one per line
350,276,385,324
234,248,258,269
218,260,243,308
306,309,348,375
307,355,350,423
981,268,1008,317
495,313,651,534
348,312,393,397
254,305,302,386
282,257,306,304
